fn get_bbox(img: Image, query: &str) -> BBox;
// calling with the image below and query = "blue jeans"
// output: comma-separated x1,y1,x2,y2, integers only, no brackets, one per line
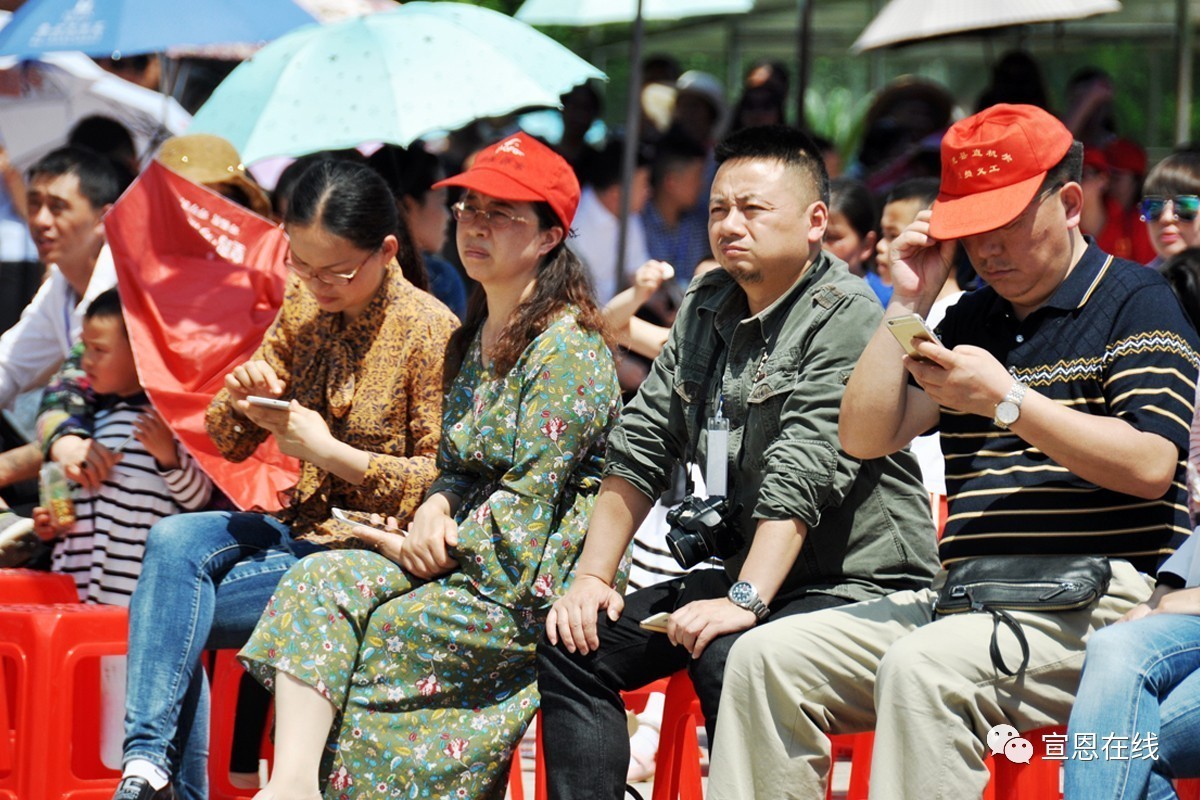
1065,613,1200,800
122,511,325,800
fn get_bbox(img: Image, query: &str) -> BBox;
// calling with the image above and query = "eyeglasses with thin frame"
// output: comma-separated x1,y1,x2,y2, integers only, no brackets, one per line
451,200,530,231
284,248,375,285
1140,195,1200,223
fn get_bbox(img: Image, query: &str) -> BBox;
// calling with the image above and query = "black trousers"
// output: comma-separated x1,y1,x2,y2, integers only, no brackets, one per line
536,569,849,799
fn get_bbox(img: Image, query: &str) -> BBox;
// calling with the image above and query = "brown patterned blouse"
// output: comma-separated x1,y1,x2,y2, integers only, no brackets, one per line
205,263,459,547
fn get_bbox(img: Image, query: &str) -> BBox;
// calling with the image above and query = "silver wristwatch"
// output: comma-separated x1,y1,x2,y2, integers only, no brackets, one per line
993,379,1028,429
727,580,769,621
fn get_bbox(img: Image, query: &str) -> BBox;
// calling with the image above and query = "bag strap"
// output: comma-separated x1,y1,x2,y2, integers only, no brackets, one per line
964,587,1031,676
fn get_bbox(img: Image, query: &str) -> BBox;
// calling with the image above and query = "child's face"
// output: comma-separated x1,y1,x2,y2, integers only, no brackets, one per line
875,197,926,276
81,315,141,397
824,210,874,277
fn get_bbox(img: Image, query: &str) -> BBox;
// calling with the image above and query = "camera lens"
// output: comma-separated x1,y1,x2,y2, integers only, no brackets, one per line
667,527,710,570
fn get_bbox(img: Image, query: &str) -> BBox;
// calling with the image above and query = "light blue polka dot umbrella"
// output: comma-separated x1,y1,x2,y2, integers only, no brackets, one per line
189,1,606,164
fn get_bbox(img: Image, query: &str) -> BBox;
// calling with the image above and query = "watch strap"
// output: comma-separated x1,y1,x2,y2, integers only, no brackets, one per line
728,581,770,621
994,380,1028,429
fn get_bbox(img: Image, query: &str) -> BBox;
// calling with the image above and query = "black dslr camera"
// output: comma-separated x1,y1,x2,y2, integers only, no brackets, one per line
664,495,743,569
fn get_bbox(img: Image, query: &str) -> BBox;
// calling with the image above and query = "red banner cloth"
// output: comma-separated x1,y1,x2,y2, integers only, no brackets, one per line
105,161,299,511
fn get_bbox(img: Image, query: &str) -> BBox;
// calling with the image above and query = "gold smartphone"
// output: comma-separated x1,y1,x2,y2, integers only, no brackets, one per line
639,611,671,633
885,313,942,359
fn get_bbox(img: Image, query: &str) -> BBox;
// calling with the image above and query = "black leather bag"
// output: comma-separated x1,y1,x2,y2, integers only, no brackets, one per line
933,555,1112,676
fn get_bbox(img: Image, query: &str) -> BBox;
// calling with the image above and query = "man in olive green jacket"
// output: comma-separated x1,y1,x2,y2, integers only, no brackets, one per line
537,125,938,799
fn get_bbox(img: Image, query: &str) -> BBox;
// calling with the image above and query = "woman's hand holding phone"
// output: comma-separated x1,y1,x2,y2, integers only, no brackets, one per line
334,508,407,562
226,359,287,417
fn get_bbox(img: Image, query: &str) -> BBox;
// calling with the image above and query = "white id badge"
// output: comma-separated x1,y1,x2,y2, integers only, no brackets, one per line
705,397,730,497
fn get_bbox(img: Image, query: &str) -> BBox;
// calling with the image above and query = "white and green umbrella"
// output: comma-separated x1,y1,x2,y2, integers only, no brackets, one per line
190,1,605,164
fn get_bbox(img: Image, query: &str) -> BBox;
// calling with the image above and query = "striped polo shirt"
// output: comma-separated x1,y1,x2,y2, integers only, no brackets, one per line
935,242,1200,573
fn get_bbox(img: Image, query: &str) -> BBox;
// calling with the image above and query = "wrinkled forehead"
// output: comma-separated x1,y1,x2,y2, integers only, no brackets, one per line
710,156,817,205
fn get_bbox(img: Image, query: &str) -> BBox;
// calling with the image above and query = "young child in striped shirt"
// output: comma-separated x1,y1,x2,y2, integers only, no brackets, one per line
31,288,212,605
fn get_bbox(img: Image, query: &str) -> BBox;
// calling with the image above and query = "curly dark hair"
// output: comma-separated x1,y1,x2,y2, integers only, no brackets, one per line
445,202,610,382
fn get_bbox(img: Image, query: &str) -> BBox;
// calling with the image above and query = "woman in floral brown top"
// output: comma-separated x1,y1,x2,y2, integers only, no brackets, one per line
111,160,458,800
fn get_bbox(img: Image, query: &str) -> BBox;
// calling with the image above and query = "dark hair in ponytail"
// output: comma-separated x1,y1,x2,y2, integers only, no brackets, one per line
445,202,610,381
285,158,428,290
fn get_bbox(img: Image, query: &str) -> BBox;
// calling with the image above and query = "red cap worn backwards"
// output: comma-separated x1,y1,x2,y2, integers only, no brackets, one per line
434,134,580,231
929,104,1074,240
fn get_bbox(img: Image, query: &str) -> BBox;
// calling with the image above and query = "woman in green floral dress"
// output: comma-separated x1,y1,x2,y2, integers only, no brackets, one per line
241,134,623,800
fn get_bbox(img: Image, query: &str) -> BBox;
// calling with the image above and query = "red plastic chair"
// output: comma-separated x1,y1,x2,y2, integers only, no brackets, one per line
825,731,874,800
0,569,78,604
508,741,525,800
207,650,275,800
525,675,693,800
645,671,704,800
931,493,949,540
984,725,1064,800
1178,778,1200,800
0,603,128,799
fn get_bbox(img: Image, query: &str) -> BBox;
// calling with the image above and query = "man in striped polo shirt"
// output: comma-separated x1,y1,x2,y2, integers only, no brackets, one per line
707,104,1200,799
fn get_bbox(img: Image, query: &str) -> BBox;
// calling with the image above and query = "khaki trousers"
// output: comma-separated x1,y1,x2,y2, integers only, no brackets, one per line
707,560,1154,800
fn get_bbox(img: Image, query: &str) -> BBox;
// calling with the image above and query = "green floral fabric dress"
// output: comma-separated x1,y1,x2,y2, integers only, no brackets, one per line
239,312,621,799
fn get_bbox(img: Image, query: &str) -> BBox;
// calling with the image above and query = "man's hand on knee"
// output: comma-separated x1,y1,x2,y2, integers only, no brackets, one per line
546,574,624,656
668,598,757,660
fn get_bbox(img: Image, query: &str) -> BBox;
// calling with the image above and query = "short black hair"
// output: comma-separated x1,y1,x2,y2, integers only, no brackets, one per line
1163,247,1200,333
650,132,707,189
829,177,876,239
885,177,941,209
84,287,124,324
68,115,136,169
367,144,442,203
578,139,651,193
27,146,126,209
715,124,829,205
1040,141,1084,191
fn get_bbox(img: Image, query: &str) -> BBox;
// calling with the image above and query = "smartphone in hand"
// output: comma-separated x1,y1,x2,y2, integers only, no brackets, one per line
885,314,942,360
246,395,291,411
331,507,395,534
639,611,671,634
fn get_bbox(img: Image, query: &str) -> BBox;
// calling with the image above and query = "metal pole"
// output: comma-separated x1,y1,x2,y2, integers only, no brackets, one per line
795,0,813,130
727,17,742,103
1175,0,1194,145
615,0,645,292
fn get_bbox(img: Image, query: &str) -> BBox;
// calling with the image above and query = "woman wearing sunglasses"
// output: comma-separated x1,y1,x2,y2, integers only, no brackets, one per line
1141,148,1200,269
112,160,458,800
240,135,620,800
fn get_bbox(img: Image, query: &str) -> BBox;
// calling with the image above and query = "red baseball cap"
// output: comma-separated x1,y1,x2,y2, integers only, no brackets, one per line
929,104,1074,240
1083,146,1110,174
434,134,580,231
1103,138,1147,175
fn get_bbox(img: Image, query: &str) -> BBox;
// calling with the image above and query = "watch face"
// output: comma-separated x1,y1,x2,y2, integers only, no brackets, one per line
730,581,754,604
996,401,1019,425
